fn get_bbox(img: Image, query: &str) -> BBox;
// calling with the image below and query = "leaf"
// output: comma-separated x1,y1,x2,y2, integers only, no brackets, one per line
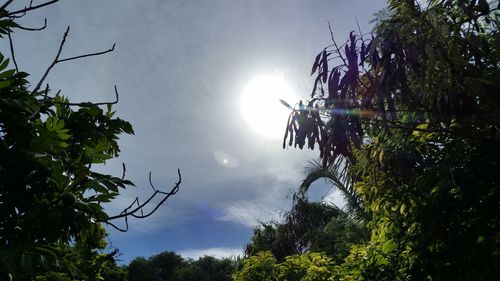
0,80,11,89
311,76,322,98
311,52,322,75
0,57,9,71
279,99,293,110
0,68,15,79
328,69,340,101
321,50,328,83
382,239,397,253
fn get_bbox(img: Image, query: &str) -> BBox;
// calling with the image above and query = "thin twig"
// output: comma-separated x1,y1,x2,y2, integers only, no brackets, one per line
49,85,119,106
105,169,182,222
57,43,115,63
28,84,49,119
327,21,348,67
7,31,18,72
6,0,60,16
355,17,364,41
0,0,14,10
121,163,126,180
32,25,70,94
16,18,47,31
33,24,116,95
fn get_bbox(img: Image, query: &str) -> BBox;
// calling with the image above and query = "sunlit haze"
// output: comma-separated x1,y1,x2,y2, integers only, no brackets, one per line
241,75,295,139
0,0,388,264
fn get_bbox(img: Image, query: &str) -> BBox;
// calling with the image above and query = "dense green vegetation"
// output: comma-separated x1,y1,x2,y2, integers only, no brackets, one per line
244,198,368,263
0,1,180,280
2,0,499,280
127,252,237,281
235,0,500,280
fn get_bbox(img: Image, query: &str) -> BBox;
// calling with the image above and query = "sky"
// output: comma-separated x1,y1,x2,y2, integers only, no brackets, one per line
4,0,386,263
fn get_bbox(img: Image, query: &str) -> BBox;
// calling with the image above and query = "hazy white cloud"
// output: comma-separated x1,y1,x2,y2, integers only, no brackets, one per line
2,0,386,263
218,200,285,228
179,247,243,260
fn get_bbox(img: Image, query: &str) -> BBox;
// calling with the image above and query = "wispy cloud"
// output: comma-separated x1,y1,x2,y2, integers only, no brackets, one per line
178,247,243,260
218,200,285,228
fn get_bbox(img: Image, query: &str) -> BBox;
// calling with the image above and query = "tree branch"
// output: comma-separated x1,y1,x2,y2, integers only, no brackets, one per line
32,26,116,94
103,169,182,232
7,31,18,72
0,0,15,10
57,43,115,63
49,85,119,107
6,0,60,16
32,25,69,94
327,21,348,67
16,18,47,31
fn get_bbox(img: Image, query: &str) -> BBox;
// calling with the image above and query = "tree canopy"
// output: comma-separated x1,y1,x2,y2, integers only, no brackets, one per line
127,251,237,281
237,0,500,280
0,1,180,279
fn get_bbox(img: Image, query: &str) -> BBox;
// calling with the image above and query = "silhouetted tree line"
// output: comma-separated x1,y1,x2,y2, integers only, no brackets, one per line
126,252,237,281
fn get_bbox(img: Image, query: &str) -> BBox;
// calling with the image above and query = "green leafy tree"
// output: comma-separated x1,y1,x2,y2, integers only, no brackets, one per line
128,257,156,281
127,252,237,281
233,252,278,281
233,251,336,281
284,0,500,280
35,225,128,281
0,1,181,279
245,199,368,263
191,256,236,281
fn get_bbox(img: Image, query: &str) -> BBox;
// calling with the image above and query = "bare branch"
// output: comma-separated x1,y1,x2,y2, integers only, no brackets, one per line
327,21,348,67
106,220,128,233
28,84,49,119
48,85,119,107
57,43,115,63
0,0,14,10
148,172,156,191
121,163,126,180
7,31,18,72
6,0,60,16
355,17,364,41
32,26,116,95
16,18,47,31
32,25,69,94
102,169,182,231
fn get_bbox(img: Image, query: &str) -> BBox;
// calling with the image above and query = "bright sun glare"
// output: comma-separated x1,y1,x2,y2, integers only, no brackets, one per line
241,75,295,139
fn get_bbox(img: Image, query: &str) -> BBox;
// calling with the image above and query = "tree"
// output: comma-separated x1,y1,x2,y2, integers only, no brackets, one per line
245,198,368,263
283,0,499,279
233,251,336,281
127,252,237,281
0,1,181,279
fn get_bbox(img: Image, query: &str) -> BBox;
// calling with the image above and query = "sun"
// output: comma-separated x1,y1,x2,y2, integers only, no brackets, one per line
240,74,295,139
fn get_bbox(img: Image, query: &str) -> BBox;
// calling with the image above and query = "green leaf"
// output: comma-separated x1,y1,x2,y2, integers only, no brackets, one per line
0,68,15,79
0,79,11,89
382,239,397,253
0,57,9,71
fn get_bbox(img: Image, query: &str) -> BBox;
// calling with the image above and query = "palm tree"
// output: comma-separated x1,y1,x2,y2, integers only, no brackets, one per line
298,159,365,219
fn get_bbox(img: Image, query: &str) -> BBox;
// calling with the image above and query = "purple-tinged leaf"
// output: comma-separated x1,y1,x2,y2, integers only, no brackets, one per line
311,52,322,75
280,99,293,110
311,75,322,98
321,50,328,83
328,69,340,101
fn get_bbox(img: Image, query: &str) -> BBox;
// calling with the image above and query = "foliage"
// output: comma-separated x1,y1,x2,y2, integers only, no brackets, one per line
127,251,237,281
34,226,128,281
0,1,180,279
233,252,278,281
244,199,368,263
281,0,500,280
233,251,336,281
299,160,364,216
